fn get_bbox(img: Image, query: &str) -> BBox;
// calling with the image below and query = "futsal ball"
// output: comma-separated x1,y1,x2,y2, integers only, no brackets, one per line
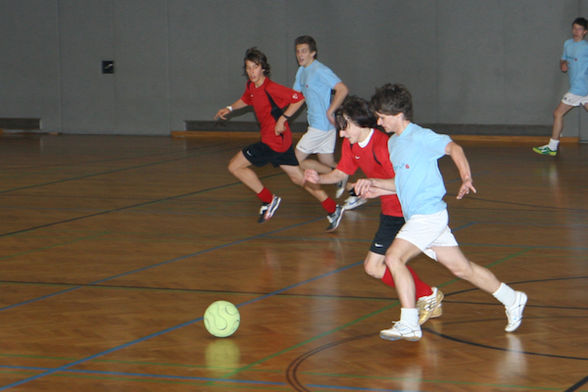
203,300,240,337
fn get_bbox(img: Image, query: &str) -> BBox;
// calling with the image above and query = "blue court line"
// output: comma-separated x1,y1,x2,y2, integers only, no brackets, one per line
0,219,477,313
0,216,324,313
0,216,543,388
0,259,362,390
0,218,477,389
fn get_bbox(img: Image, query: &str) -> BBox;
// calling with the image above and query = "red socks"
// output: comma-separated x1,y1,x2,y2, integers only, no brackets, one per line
321,197,337,214
381,267,433,299
258,191,336,214
257,187,273,204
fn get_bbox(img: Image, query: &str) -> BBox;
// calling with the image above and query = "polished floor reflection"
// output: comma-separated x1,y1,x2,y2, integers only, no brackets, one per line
0,134,586,391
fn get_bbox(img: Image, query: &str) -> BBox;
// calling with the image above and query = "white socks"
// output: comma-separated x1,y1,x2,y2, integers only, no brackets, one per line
493,282,516,308
548,138,560,150
400,308,419,327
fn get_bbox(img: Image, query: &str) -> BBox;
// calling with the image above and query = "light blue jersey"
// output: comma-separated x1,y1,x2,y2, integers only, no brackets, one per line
293,60,341,131
387,123,451,220
562,38,588,96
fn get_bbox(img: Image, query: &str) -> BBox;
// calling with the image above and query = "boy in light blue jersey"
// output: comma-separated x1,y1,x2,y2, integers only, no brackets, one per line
534,17,588,156
386,123,451,220
354,83,527,342
293,36,353,205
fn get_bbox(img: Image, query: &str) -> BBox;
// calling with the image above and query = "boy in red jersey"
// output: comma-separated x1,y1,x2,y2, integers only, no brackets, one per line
215,48,343,231
304,96,443,324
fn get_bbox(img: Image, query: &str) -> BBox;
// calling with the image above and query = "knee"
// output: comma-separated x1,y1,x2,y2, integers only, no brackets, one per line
447,261,473,280
553,109,564,119
291,174,305,187
384,254,404,271
227,161,238,176
364,260,385,279
289,168,307,187
228,154,244,175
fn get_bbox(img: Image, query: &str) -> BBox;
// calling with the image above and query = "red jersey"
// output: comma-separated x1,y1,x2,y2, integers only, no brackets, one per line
241,78,304,152
337,129,403,217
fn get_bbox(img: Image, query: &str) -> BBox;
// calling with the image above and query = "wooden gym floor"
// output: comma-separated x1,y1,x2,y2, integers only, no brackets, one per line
0,133,586,391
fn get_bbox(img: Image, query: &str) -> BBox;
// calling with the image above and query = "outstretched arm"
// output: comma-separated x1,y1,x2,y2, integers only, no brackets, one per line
304,168,348,185
354,178,396,199
445,141,477,199
215,99,248,120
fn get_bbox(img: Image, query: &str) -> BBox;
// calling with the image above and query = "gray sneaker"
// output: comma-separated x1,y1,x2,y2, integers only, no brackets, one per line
326,205,344,232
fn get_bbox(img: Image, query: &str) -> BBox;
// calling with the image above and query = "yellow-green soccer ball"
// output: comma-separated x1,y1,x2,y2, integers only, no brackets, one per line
204,301,240,337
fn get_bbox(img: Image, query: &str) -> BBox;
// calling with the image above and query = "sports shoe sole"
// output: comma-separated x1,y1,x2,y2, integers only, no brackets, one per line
379,332,421,342
532,147,556,156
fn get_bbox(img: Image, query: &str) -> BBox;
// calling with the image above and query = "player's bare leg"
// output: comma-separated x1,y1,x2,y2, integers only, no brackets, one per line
295,149,333,174
551,102,574,140
379,239,423,341
228,151,263,193
534,102,573,156
281,164,327,202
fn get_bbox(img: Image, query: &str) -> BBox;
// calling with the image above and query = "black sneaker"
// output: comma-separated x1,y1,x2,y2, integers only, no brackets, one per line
325,204,344,232
258,195,281,223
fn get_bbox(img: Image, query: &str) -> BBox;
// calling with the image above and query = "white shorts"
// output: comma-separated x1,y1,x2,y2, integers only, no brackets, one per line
562,92,588,107
396,209,458,261
296,127,337,154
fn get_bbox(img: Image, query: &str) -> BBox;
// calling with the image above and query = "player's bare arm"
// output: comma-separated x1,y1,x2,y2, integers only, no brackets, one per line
275,99,305,135
215,99,248,120
445,141,477,199
354,178,396,199
304,168,347,185
327,82,349,125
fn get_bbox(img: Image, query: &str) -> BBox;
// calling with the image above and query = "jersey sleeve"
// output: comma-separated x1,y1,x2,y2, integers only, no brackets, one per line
319,65,342,89
336,140,358,175
419,128,451,158
267,81,304,107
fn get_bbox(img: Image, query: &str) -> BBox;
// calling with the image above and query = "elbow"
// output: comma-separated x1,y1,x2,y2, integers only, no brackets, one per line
446,141,463,156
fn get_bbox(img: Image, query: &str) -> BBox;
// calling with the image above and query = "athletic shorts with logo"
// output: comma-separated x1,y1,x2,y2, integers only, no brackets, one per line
370,214,406,255
242,142,299,167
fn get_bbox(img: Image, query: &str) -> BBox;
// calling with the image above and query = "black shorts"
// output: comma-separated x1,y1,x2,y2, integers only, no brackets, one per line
370,214,406,255
242,142,299,167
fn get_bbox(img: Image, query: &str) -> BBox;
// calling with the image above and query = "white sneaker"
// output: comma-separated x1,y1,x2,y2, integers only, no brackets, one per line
342,196,368,211
416,287,444,325
505,291,527,332
379,321,422,341
335,177,348,198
